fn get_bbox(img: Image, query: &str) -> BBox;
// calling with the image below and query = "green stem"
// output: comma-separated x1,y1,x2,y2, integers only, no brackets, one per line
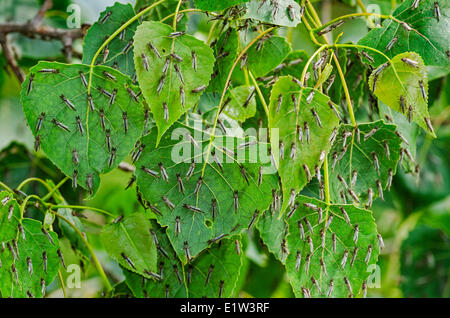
172,0,184,31
313,12,393,34
53,211,113,291
42,176,69,201
159,8,213,23
19,195,46,220
16,177,53,192
304,3,357,126
0,181,14,193
248,70,269,118
201,27,276,176
301,44,327,84
87,0,167,93
58,270,67,298
50,204,115,217
323,156,330,205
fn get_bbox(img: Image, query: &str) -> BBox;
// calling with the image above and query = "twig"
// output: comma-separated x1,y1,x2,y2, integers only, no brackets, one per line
0,0,88,83
0,33,25,83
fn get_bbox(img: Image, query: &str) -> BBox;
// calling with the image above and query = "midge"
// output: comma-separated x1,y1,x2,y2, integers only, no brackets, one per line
183,204,204,214
248,210,259,229
141,53,149,71
60,94,76,111
122,39,133,54
385,37,398,51
103,71,117,82
51,119,70,132
108,148,116,168
76,116,84,135
27,73,34,95
121,252,136,269
401,57,419,68
35,112,45,132
208,234,228,244
38,68,59,74
317,20,344,36
100,10,112,24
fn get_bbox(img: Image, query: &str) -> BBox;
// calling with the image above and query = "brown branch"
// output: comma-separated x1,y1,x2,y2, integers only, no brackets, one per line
0,33,25,83
0,0,88,83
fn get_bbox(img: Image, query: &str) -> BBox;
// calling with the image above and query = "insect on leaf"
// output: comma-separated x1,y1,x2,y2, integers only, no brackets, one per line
21,61,145,196
101,213,158,278
285,195,380,298
245,0,303,27
222,86,257,122
358,0,450,69
256,209,289,264
82,3,139,77
134,122,278,263
369,52,436,137
268,76,340,215
209,28,239,93
0,194,60,298
133,21,215,145
246,35,291,78
195,0,250,11
123,220,188,298
328,120,402,206
123,221,244,298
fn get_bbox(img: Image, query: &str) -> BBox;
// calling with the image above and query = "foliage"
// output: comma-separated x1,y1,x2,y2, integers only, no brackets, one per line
0,0,448,299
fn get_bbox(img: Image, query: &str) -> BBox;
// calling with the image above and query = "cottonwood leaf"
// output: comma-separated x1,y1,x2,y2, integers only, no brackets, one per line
133,21,215,144
267,50,310,80
328,120,402,206
187,237,243,298
378,101,419,172
209,28,239,93
0,191,20,242
369,52,436,137
134,122,278,263
268,76,340,215
245,0,303,27
124,221,244,297
256,210,288,264
82,3,139,77
285,195,380,298
21,61,145,196
100,212,158,278
358,0,450,68
222,86,257,122
0,194,60,298
246,35,291,78
195,0,250,11
123,220,188,297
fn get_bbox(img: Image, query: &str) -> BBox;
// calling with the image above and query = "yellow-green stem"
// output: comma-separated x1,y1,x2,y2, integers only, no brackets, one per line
53,211,112,291
201,27,276,176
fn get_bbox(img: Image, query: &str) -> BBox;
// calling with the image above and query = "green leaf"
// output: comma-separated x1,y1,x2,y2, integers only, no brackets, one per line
208,28,239,93
369,52,435,137
222,86,257,122
358,0,450,68
21,61,145,196
285,195,380,298
134,122,278,263
267,50,310,80
133,21,215,144
256,210,288,264
82,3,139,77
245,0,303,27
268,76,340,214
124,221,244,297
195,0,250,11
378,101,419,172
0,191,20,242
246,35,292,78
56,206,90,259
123,220,188,298
328,120,402,206
100,212,158,278
187,237,243,298
0,194,60,298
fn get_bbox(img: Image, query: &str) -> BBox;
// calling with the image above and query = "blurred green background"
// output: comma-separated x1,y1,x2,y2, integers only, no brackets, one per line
0,0,448,298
